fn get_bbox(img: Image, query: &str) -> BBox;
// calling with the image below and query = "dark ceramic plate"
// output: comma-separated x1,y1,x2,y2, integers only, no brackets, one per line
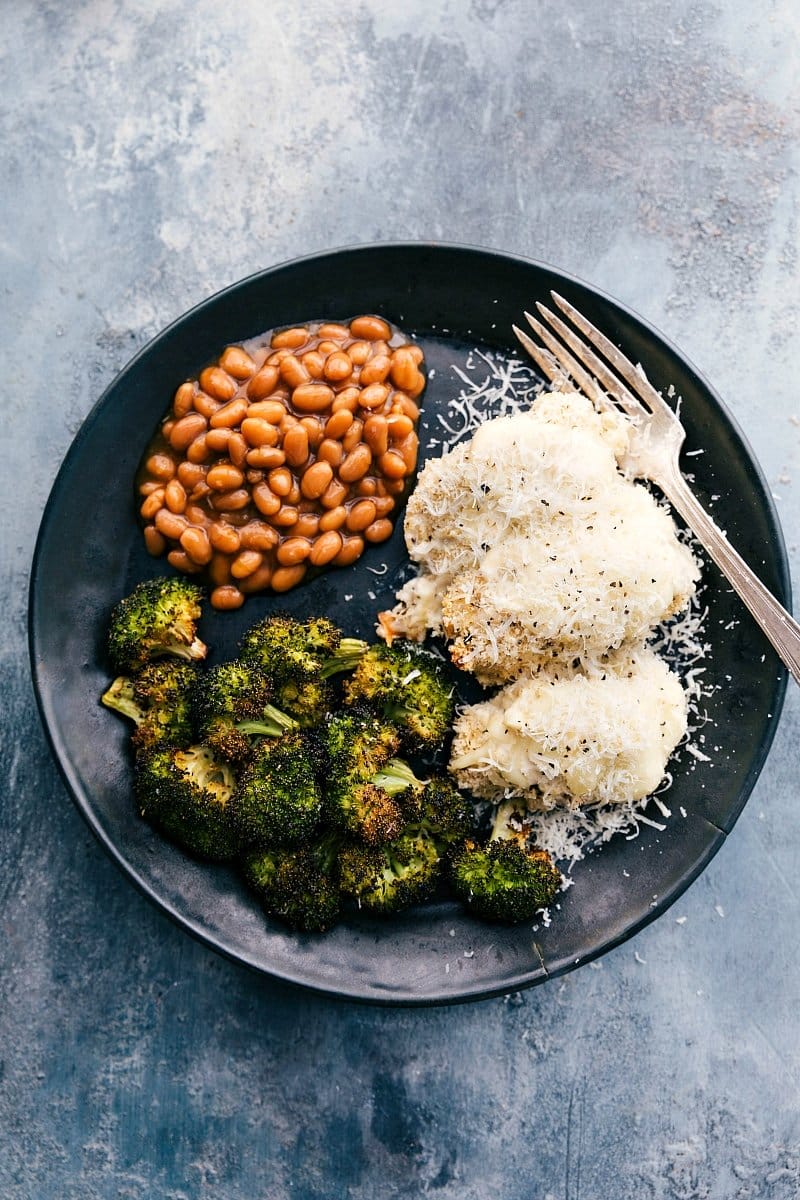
29,243,790,1005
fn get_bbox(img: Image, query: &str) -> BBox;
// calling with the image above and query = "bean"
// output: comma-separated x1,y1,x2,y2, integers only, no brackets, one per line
301,460,334,499
292,383,335,413
239,522,278,552
358,382,390,410
363,414,389,455
333,536,365,567
271,327,309,350
165,479,187,513
396,431,419,472
373,495,396,517
246,468,265,484
248,399,287,423
239,564,274,594
185,503,208,525
389,347,420,392
173,382,196,417
346,499,377,531
309,530,344,566
208,553,232,586
267,349,292,366
277,537,311,566
346,340,371,365
299,416,323,449
289,512,320,538
356,477,378,497
246,446,286,469
391,394,421,420
168,549,203,574
350,315,391,341
406,368,426,398
325,409,353,439
209,521,242,553
207,463,245,492
231,549,264,579
287,480,301,505
318,322,351,339
384,477,407,495
143,525,166,556
193,391,221,419
186,433,211,463
210,584,245,610
339,444,372,483
220,345,257,379
139,480,163,496
247,365,281,400
268,467,293,497
317,340,339,355
210,396,248,429
169,414,207,452
301,350,326,378
177,461,207,489
280,354,311,389
405,343,425,364
341,419,364,452
272,505,299,528
200,366,237,401
378,450,407,479
364,518,394,543
283,427,309,468
155,508,188,539
320,478,348,509
140,489,165,520
271,563,307,592
387,412,414,440
189,481,211,501
280,413,299,433
253,482,282,516
316,438,344,468
211,488,250,512
319,505,347,532
359,356,392,386
205,428,232,453
228,431,249,467
180,525,213,565
241,417,280,447
161,420,175,439
323,350,353,383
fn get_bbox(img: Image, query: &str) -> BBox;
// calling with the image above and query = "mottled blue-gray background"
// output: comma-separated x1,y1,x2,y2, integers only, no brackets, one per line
3,2,800,1197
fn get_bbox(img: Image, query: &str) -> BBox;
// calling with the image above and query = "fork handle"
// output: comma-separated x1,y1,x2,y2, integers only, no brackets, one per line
659,467,800,685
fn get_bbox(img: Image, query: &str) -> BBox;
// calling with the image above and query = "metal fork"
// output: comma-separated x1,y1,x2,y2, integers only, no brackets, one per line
512,292,800,685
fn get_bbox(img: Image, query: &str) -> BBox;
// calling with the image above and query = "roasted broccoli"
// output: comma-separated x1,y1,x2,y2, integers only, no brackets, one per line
449,807,562,923
240,614,366,684
343,641,454,750
339,828,441,914
108,577,207,673
189,659,275,761
402,776,478,853
241,837,341,933
230,732,323,849
272,676,334,728
134,743,239,861
102,660,198,752
322,709,413,844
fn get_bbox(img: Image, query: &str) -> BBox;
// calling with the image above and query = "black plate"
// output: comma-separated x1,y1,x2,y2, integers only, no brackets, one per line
29,243,790,1005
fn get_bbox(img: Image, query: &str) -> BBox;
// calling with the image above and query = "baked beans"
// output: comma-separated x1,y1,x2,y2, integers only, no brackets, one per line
136,316,424,607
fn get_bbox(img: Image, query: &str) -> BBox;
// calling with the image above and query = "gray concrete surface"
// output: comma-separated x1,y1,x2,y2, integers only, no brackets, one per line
3,2,800,1197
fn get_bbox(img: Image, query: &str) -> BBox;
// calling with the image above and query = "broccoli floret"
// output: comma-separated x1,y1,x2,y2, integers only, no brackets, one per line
402,776,478,852
343,642,454,750
102,660,198,752
339,829,441,914
322,710,413,844
108,577,207,673
241,837,341,933
239,614,366,684
448,808,562,923
273,676,334,727
134,743,239,861
190,660,274,762
230,732,323,849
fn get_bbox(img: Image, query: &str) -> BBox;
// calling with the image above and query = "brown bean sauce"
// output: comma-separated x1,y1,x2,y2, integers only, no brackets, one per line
135,316,424,609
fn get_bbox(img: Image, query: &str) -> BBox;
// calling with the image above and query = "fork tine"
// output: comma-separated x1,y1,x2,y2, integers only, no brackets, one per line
531,304,645,422
512,322,608,407
550,291,676,421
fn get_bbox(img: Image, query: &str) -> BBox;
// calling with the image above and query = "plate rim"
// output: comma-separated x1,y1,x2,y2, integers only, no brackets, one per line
28,239,792,1005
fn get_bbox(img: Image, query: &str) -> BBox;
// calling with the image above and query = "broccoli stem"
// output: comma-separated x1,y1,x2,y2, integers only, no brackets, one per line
237,703,299,738
101,677,144,725
157,635,207,662
319,638,369,679
370,757,425,796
